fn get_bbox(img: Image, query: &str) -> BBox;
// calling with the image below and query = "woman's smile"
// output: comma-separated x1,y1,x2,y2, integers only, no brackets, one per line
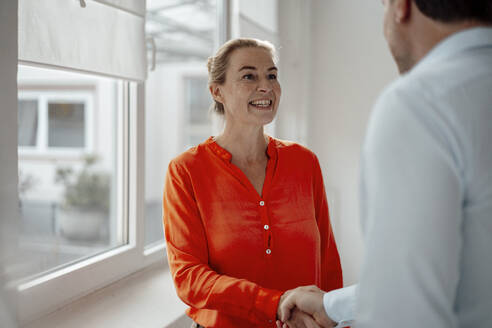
248,98,274,110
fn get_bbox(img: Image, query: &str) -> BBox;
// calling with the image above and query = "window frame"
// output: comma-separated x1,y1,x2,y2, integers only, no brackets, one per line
17,89,94,158
16,82,164,325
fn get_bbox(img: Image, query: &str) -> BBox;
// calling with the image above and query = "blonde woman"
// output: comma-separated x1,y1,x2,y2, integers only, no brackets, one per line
163,38,342,328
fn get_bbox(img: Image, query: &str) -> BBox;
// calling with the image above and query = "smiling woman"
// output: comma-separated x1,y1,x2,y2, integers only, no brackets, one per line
207,38,279,116
210,46,280,129
162,38,343,328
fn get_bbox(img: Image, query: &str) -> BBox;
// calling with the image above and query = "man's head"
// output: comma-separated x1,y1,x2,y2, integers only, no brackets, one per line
381,0,492,74
413,0,492,24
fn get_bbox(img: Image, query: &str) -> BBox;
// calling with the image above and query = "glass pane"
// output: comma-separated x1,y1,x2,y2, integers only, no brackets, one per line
187,77,211,124
18,99,38,146
144,0,218,247
17,65,126,281
48,102,85,148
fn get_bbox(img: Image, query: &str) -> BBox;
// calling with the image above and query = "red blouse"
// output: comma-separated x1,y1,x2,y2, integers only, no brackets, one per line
163,136,342,328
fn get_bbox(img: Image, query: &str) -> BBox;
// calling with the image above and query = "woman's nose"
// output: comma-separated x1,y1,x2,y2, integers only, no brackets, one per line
257,80,272,93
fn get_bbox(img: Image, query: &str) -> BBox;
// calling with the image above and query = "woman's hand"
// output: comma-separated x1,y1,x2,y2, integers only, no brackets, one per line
276,308,325,328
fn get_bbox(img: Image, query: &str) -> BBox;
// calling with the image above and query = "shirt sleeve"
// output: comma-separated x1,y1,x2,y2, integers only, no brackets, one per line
163,160,283,325
312,155,343,292
356,87,462,327
323,284,357,328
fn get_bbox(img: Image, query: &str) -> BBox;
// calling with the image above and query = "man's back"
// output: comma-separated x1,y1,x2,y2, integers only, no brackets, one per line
437,29,492,327
357,27,492,327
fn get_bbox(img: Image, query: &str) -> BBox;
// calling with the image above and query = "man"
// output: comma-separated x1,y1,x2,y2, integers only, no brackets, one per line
277,0,492,327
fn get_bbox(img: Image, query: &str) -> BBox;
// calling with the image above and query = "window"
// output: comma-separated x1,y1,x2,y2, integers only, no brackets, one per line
184,76,213,149
16,65,125,281
144,0,220,247
13,0,227,324
48,102,85,148
18,88,93,155
14,0,152,324
18,100,38,147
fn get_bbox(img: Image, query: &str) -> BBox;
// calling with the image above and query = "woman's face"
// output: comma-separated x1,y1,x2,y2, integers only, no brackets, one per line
211,47,281,127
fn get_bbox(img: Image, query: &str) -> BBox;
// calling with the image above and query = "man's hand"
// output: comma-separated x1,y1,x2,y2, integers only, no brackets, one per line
277,285,336,328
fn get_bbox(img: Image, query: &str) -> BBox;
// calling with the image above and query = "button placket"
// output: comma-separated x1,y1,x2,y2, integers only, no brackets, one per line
258,199,272,257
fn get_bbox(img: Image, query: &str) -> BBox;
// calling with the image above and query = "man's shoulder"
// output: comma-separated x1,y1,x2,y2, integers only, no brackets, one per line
372,77,414,116
376,45,492,119
404,45,492,99
373,64,446,117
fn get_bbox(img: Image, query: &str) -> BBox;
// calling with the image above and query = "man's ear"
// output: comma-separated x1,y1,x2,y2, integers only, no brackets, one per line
209,84,223,103
394,0,411,23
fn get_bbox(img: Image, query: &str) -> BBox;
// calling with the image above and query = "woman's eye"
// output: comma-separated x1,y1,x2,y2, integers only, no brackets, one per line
242,74,254,80
268,74,277,80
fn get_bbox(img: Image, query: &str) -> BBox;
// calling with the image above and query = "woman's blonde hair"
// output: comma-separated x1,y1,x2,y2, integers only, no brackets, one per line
207,38,277,115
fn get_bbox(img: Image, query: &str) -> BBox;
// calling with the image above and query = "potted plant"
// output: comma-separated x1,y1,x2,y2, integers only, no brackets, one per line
55,155,110,241
18,170,37,209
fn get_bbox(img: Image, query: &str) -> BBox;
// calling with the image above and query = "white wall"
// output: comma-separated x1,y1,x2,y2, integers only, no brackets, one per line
277,0,312,144
0,0,19,326
306,0,398,284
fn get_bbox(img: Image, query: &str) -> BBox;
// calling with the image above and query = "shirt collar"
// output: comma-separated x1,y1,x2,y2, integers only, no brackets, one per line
205,136,277,163
414,27,492,71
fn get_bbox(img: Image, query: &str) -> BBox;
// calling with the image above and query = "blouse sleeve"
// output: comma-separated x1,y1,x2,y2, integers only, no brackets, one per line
312,155,343,291
163,160,283,325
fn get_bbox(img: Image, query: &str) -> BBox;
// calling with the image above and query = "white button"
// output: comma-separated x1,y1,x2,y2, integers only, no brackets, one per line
266,249,271,255
259,201,265,206
264,224,269,230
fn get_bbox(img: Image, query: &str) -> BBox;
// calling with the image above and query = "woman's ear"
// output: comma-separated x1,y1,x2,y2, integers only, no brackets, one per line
209,84,223,103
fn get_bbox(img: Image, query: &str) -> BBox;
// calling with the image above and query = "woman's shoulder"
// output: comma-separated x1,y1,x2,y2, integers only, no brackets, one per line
271,137,318,160
168,139,212,171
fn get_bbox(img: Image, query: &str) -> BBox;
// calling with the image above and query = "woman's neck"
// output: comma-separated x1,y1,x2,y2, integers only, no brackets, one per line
214,125,269,163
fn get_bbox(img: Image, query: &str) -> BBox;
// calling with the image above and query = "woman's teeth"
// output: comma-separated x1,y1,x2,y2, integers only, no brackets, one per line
249,99,272,107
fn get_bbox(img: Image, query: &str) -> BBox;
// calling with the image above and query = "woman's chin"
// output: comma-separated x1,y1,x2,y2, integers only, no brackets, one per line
251,110,276,125
257,115,276,126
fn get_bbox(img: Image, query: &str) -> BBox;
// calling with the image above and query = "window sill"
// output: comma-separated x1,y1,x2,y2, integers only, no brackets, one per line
21,261,187,328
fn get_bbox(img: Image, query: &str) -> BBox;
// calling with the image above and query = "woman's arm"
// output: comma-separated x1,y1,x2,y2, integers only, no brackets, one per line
312,155,343,291
163,160,283,325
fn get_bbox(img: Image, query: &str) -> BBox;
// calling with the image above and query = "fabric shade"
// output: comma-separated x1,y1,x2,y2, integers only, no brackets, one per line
94,0,145,16
19,0,147,81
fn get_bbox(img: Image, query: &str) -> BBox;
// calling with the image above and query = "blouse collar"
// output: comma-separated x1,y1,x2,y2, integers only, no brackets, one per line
205,135,277,163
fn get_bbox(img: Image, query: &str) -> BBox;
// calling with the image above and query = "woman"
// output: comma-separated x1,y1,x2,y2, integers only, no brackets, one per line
163,38,342,328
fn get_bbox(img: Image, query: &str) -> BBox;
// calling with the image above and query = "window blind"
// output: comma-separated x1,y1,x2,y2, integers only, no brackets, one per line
18,0,147,81
93,0,145,16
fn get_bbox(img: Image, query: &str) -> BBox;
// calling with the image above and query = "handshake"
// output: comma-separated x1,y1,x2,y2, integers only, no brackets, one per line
276,285,337,328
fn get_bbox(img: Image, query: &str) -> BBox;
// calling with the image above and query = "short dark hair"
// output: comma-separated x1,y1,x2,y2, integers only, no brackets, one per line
414,0,492,23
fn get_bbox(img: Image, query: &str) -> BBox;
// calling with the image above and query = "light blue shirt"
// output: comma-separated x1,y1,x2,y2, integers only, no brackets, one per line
355,27,492,327
323,285,356,327
322,27,492,328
